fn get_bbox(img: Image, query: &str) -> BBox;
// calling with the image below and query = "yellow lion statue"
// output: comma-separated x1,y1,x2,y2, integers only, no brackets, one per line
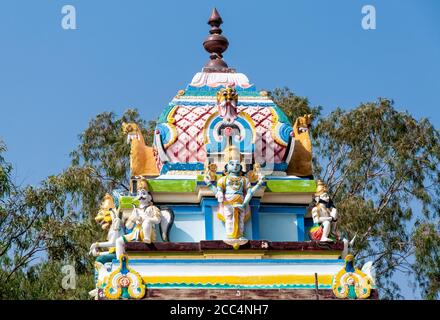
287,114,313,177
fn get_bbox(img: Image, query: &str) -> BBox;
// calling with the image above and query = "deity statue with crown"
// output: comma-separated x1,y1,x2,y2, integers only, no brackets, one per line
309,180,339,242
204,146,265,247
114,180,163,259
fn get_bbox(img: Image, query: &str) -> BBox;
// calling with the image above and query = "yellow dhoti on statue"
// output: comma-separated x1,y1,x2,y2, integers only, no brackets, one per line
217,194,251,239
123,206,161,243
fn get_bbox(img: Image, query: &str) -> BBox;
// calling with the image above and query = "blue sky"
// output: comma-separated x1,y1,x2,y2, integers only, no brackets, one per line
0,0,439,299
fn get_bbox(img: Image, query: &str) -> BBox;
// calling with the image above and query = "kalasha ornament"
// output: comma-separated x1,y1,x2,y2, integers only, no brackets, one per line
203,8,232,72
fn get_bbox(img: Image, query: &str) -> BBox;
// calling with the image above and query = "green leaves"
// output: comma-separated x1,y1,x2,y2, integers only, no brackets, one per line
412,222,440,300
0,140,12,198
0,109,152,299
269,87,322,124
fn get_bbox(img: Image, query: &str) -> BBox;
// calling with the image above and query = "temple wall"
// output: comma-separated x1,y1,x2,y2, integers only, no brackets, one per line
170,214,206,242
153,199,306,242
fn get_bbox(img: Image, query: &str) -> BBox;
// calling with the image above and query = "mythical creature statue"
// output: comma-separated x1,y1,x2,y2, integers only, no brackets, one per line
94,193,116,230
205,147,264,245
217,85,238,124
90,194,124,259
287,114,312,177
122,122,159,177
89,195,125,299
309,180,339,242
114,181,174,259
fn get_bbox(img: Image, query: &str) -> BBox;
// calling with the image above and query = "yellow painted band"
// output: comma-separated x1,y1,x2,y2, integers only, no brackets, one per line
161,105,178,149
141,274,333,286
166,105,178,124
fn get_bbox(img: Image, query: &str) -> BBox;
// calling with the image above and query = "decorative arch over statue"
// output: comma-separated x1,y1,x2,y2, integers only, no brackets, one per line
203,111,256,167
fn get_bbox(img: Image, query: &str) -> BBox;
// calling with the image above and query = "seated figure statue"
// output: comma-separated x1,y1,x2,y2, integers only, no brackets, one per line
309,180,339,242
115,181,162,259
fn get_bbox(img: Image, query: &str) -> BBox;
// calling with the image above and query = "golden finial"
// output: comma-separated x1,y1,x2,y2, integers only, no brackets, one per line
203,8,230,71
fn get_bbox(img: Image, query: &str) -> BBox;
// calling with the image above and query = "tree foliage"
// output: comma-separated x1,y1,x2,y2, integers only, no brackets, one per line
0,141,12,197
412,222,440,299
0,110,152,299
0,141,55,298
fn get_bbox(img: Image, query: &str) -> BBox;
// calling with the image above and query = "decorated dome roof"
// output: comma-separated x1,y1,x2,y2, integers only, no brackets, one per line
154,72,293,175
153,9,294,175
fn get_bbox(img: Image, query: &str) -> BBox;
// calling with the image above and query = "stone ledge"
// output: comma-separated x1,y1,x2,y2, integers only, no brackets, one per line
125,240,344,253
98,288,378,300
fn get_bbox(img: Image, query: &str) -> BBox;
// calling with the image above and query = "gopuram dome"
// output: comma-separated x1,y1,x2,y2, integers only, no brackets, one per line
153,8,295,176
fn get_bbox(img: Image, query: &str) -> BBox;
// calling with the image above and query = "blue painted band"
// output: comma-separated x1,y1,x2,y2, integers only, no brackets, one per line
258,206,307,215
146,283,333,290
267,163,288,171
185,85,257,93
161,162,287,174
166,205,203,214
171,101,277,107
121,259,344,265
160,162,204,174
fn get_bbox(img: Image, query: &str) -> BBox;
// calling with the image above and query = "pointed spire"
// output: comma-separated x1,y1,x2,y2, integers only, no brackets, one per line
208,8,223,28
203,8,233,72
